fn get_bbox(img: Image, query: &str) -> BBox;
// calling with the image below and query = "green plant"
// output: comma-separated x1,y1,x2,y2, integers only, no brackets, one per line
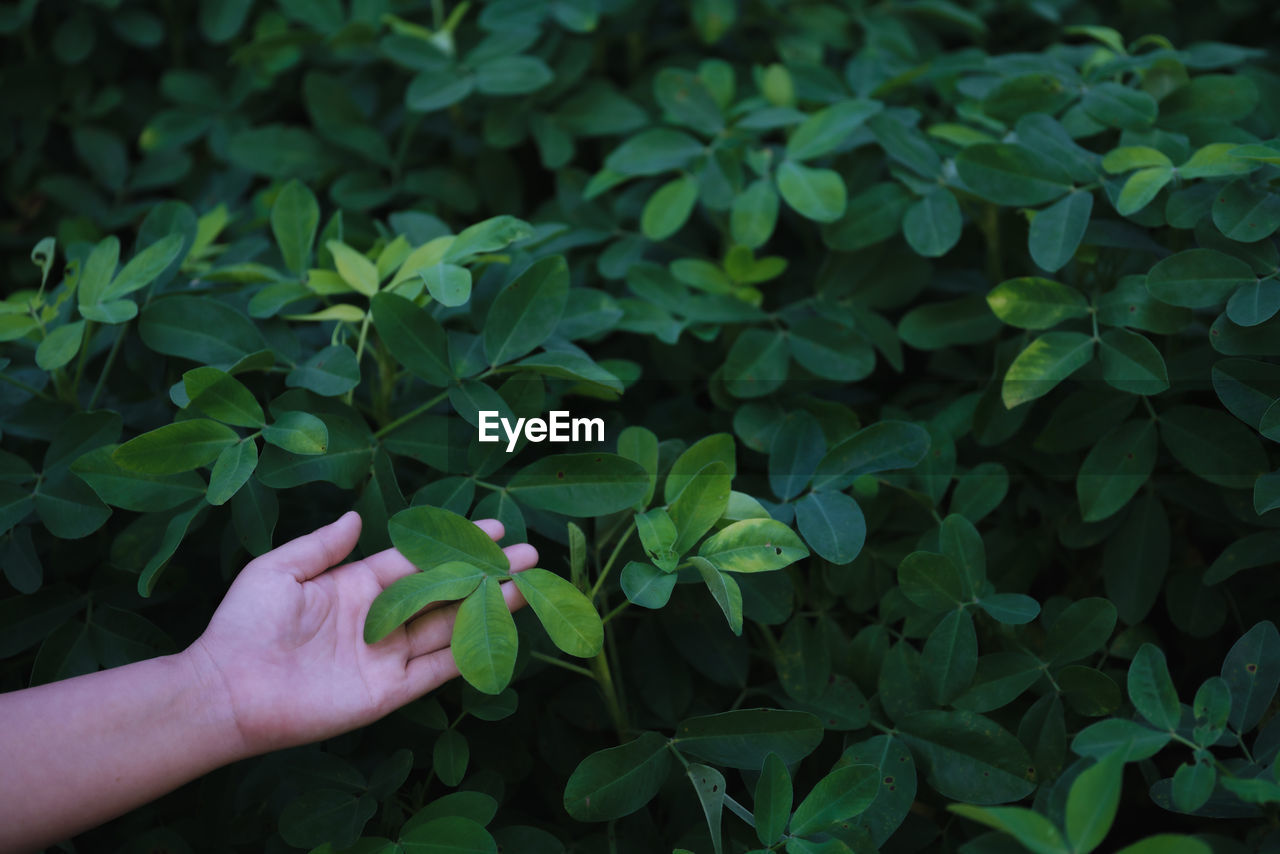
8,1,1280,852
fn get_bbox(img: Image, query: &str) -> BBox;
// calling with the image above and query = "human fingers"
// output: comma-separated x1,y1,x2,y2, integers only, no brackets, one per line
405,575,528,659
474,518,503,541
252,511,362,582
503,543,538,573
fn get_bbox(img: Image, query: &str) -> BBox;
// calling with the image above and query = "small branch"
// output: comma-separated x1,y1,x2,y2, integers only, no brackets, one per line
530,650,593,678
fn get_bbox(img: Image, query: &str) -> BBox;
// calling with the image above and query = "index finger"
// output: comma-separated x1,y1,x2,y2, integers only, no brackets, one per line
358,517,510,588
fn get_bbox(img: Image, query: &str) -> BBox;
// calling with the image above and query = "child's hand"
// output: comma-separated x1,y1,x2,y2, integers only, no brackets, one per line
186,511,537,755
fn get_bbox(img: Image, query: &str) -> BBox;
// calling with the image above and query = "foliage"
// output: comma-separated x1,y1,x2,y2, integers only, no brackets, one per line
6,0,1280,852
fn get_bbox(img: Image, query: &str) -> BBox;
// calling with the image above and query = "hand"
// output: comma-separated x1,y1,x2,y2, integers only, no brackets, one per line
185,511,537,756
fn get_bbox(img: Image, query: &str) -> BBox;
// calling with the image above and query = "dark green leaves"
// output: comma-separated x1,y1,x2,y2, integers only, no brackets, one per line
956,144,1074,206
674,709,823,768
1147,249,1254,309
564,732,672,821
370,293,451,387
776,161,847,223
511,568,603,658
506,454,648,517
483,256,569,366
1128,644,1181,731
271,179,319,275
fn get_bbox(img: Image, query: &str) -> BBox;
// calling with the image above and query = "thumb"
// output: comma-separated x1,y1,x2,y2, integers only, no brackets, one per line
256,511,362,581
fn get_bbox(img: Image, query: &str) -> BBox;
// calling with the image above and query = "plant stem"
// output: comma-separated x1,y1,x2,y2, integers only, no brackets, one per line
530,650,594,678
88,325,127,409
589,525,634,600
0,371,53,402
69,320,96,406
372,388,449,438
591,643,629,741
601,600,630,625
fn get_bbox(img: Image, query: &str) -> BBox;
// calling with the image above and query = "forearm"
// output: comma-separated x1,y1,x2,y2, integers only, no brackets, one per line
0,645,247,853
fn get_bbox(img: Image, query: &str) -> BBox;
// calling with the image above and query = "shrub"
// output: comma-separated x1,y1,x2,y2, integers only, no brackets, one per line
5,1,1280,852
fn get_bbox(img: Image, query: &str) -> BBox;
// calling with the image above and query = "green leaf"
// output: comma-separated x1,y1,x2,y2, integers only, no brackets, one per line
206,439,258,506
443,216,534,263
1072,719,1171,762
511,568,603,657
697,518,809,574
674,709,823,768
483,255,569,366
1116,166,1173,216
1082,82,1156,130
1221,621,1280,732
786,99,881,161
263,411,329,455
665,434,735,502
286,344,361,396
433,729,469,787
1077,419,1157,522
1147,249,1254,309
1103,146,1172,173
76,235,121,313
1065,750,1124,854
754,752,792,846
140,296,266,366
327,240,379,297
107,234,185,301
401,816,496,853
692,557,744,635
948,805,1068,854
113,419,240,474
388,505,510,576
668,461,731,554
898,552,963,612
271,179,320,275
1128,644,1181,731
452,577,518,695
813,420,930,489
1172,753,1216,812
1114,837,1211,854
370,292,452,386
641,174,699,240
922,609,978,705
605,128,704,176
654,68,724,135
1001,331,1094,409
1099,328,1169,396
364,562,487,643
36,321,85,371
563,731,673,821
1046,598,1117,666
790,764,879,836
723,328,789,398
731,178,780,249
786,316,874,382
897,710,1036,804
406,68,476,113
902,188,962,258
278,789,377,851
898,295,1002,350
955,143,1074,206
1030,191,1093,273
776,160,847,222
620,561,676,608
986,277,1089,330
686,763,726,854
506,453,649,517
474,55,553,95
184,367,265,427
795,490,865,565
1159,404,1266,489
1213,179,1280,242
70,445,206,512
421,263,472,307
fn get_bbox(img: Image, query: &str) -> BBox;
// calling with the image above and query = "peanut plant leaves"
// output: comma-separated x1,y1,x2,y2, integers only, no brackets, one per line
511,568,603,657
563,731,672,821
388,506,509,576
483,255,569,366
364,562,487,644
452,576,518,695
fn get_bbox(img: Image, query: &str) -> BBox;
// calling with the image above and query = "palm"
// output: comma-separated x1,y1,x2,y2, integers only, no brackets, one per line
192,512,536,755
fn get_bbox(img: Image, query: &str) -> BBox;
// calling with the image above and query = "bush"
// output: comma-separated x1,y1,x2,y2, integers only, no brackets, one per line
6,1,1280,852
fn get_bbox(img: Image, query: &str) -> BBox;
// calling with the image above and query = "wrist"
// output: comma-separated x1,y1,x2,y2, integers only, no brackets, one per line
177,639,255,763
